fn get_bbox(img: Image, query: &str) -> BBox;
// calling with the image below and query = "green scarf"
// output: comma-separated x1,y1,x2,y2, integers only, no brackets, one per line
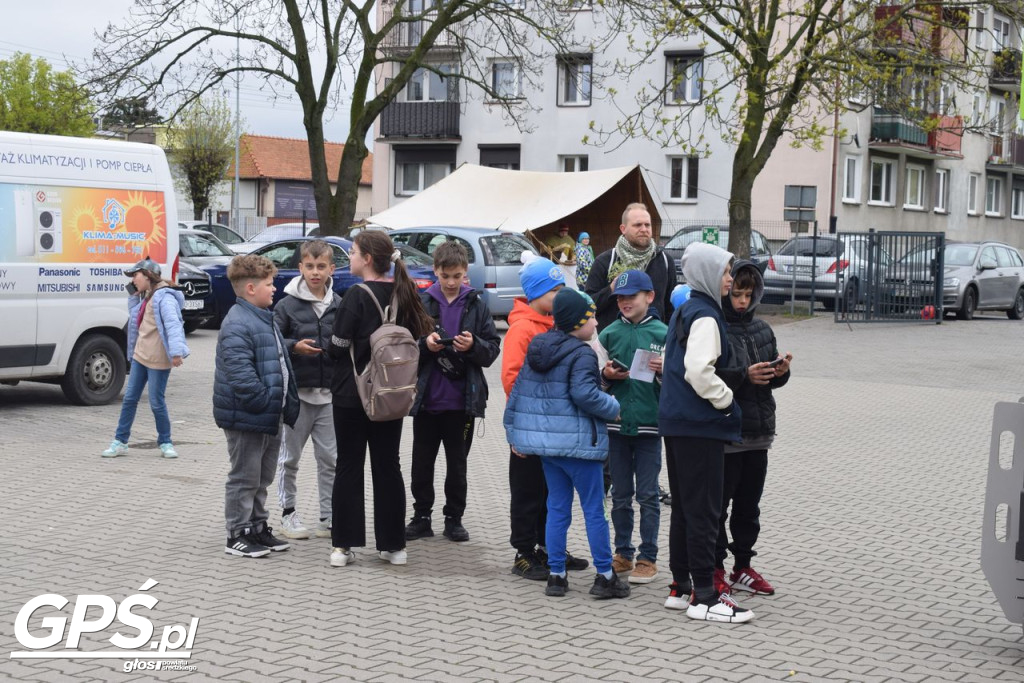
607,234,656,281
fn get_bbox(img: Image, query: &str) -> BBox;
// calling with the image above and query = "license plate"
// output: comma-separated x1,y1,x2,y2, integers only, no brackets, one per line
183,299,204,310
789,265,813,275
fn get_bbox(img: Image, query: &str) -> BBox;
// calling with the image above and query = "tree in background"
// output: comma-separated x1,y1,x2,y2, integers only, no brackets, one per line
82,0,582,235
167,96,235,221
102,96,163,128
0,53,94,137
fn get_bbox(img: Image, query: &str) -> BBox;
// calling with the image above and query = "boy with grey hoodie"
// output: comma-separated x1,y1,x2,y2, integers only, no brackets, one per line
273,240,342,540
658,242,753,624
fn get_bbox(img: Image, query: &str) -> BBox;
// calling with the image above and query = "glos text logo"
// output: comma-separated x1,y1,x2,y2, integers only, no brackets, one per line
9,579,199,668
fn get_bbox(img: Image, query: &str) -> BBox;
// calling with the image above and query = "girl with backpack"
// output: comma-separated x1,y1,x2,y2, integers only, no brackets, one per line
327,231,433,568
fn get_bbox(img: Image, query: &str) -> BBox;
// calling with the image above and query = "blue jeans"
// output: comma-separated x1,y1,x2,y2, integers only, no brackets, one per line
540,457,612,575
115,361,172,445
608,433,662,563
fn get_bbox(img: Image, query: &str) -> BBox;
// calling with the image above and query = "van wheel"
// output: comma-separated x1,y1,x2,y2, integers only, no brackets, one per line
61,334,126,405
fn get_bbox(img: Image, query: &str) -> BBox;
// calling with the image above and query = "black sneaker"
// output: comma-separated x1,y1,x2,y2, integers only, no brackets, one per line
659,485,671,505
511,551,549,580
253,525,290,552
442,517,469,542
405,516,434,540
538,547,590,572
545,573,568,597
590,572,631,599
225,533,270,558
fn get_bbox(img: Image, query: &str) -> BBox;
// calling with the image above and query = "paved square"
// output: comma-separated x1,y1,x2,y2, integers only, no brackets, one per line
2,312,1023,681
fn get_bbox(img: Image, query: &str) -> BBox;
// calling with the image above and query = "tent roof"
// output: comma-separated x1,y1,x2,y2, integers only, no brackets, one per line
370,163,659,234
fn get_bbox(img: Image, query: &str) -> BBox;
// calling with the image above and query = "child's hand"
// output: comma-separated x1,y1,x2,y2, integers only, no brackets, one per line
774,352,793,376
647,355,663,374
453,331,474,352
171,356,184,368
602,360,629,381
425,332,445,353
511,445,526,459
294,338,323,356
747,362,775,385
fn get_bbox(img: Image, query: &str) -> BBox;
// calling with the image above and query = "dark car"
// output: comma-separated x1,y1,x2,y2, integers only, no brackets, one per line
205,236,437,325
175,260,215,333
662,227,772,280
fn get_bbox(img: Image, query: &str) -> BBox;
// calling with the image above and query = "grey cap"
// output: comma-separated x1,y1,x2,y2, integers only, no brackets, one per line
124,259,162,278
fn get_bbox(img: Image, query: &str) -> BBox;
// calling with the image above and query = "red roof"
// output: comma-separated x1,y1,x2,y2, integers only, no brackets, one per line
227,134,372,186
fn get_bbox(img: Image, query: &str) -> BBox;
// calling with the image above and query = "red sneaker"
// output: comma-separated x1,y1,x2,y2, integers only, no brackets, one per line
729,566,776,595
713,568,732,595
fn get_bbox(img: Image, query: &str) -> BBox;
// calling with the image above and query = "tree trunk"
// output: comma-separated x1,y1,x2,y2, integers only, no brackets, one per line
727,140,757,260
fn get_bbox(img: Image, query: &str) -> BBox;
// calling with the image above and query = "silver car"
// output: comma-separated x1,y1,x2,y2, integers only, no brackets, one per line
941,242,1024,320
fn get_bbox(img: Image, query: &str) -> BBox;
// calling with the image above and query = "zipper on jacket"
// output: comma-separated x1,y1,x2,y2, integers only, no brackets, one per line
590,418,598,447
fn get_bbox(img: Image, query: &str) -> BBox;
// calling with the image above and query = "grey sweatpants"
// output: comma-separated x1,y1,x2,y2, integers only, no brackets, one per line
276,400,337,520
224,427,282,536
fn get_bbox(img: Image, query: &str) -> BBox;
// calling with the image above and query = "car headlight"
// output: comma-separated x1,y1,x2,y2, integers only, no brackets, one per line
943,277,959,288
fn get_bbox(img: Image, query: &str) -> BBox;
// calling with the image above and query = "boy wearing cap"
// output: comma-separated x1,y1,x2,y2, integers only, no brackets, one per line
503,258,590,580
597,269,667,585
101,259,189,459
504,289,627,599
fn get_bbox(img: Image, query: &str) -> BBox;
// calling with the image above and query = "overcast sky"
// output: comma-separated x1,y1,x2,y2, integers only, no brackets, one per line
0,1,356,144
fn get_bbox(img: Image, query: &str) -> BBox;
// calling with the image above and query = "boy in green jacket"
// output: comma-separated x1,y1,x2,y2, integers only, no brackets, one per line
598,270,667,585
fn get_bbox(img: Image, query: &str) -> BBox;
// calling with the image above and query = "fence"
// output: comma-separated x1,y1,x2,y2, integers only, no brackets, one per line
660,219,795,243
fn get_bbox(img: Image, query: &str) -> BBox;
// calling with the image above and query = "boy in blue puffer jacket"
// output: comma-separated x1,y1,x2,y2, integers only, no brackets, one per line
504,289,627,600
215,254,299,559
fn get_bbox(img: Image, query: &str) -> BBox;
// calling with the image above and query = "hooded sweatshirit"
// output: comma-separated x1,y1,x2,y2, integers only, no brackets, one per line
273,275,341,402
658,242,742,442
501,296,555,397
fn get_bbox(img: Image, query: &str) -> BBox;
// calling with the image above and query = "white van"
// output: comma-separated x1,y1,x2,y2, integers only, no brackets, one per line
0,131,179,404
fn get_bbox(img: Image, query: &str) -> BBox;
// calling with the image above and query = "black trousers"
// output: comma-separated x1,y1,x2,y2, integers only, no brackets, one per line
508,449,547,554
331,405,406,552
664,435,724,600
410,411,475,520
716,449,768,570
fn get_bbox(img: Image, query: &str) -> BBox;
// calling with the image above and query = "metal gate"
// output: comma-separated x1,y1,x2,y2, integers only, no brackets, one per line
834,230,945,323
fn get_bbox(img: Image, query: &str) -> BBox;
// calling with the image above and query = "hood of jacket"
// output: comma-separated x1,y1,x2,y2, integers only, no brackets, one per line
152,282,185,307
681,242,733,302
525,329,584,374
508,296,554,329
284,275,332,303
723,259,764,323
426,282,473,308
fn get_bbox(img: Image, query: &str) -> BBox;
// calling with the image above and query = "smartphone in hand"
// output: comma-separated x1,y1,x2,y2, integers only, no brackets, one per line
610,358,630,372
766,357,784,368
125,282,138,295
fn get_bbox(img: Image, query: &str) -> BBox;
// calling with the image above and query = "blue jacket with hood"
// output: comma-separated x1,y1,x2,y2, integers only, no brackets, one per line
126,284,190,362
503,329,620,460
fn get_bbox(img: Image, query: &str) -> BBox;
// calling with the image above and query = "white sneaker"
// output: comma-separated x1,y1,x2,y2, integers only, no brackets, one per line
685,592,755,623
312,518,332,538
378,549,407,565
159,443,178,459
330,547,355,567
280,512,312,539
664,582,691,610
101,439,128,458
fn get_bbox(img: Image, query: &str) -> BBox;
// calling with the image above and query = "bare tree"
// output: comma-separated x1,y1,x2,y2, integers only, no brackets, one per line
168,96,235,220
81,0,580,235
594,0,1024,257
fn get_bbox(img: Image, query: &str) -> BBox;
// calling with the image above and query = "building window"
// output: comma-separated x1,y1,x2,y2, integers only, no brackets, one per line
904,165,925,209
975,9,986,49
402,64,457,102
490,60,521,99
665,54,702,105
564,0,592,11
990,97,1006,135
985,176,1003,216
1012,187,1024,219
557,55,592,107
479,145,520,170
668,156,699,201
397,162,453,196
869,158,895,205
561,155,589,172
934,169,949,213
993,16,1011,50
968,173,979,214
843,156,861,203
972,93,984,126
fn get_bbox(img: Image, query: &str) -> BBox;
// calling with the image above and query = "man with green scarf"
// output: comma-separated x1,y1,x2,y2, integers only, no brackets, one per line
585,203,677,330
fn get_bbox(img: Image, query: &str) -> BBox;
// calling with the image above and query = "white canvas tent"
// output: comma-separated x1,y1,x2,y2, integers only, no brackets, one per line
369,163,663,255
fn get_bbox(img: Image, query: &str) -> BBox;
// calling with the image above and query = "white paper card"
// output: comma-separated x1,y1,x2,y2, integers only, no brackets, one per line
629,350,658,383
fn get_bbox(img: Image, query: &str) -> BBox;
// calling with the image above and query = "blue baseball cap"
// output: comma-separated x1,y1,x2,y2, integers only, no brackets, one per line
519,258,565,301
613,269,654,296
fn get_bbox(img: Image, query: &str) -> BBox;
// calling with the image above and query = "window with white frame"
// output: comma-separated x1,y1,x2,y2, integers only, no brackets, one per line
972,93,984,126
938,83,952,115
665,54,702,105
993,16,1011,50
397,162,453,196
1012,187,1024,219
557,55,592,106
968,173,980,214
975,9,986,49
402,63,457,102
560,155,589,172
668,156,699,200
904,165,925,209
564,0,592,10
986,176,1003,215
869,158,895,205
490,60,521,99
990,97,1006,135
909,80,928,112
843,156,861,203
934,169,949,213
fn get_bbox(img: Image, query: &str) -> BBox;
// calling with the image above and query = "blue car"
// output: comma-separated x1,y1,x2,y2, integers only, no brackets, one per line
205,236,437,325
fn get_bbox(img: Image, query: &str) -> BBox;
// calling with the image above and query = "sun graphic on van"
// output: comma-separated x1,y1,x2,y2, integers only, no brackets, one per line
122,191,166,253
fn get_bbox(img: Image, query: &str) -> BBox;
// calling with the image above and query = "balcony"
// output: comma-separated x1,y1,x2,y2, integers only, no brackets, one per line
379,5,462,54
870,111,963,159
874,6,941,56
990,48,1022,93
380,101,460,139
987,135,1024,167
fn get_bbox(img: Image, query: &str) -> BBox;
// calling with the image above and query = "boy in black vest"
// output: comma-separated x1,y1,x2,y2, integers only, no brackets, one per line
405,241,501,543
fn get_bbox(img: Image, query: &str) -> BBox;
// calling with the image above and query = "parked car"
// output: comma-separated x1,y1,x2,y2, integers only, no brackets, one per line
179,228,237,268
239,222,322,253
939,242,1024,320
206,236,436,325
762,235,892,311
176,261,215,333
387,227,540,319
662,226,773,280
178,221,246,250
